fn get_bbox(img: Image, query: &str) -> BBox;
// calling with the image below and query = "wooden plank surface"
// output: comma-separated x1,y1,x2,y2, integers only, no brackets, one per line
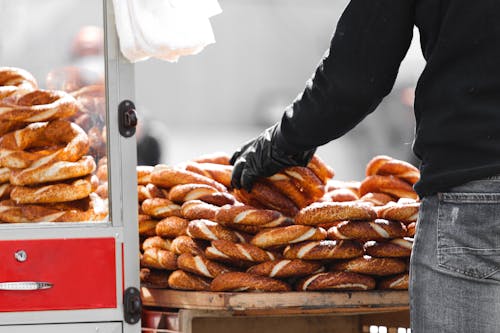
141,288,409,314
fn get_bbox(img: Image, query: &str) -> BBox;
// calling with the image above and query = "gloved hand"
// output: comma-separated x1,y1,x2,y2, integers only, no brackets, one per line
230,123,316,191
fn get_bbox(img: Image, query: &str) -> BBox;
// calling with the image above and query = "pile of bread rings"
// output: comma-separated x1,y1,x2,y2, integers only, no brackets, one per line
0,67,108,223
139,153,420,292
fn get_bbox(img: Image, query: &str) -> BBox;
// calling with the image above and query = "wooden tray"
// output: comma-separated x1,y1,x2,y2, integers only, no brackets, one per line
141,288,409,315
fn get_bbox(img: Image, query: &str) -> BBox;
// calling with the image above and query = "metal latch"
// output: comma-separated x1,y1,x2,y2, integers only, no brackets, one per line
118,100,138,138
124,286,142,324
0,282,53,290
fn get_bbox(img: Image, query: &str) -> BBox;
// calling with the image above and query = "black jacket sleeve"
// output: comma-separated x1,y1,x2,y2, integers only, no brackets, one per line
275,0,416,154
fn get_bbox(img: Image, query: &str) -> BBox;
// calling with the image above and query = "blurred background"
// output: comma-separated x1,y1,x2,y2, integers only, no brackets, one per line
0,0,426,182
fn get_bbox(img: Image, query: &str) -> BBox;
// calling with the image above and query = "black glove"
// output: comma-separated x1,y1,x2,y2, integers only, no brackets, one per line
230,124,316,191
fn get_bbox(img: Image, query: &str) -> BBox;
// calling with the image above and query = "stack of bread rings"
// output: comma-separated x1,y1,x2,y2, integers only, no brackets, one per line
139,153,419,293
0,67,107,223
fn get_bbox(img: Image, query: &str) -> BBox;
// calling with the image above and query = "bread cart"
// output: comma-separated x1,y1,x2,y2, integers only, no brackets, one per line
0,1,141,332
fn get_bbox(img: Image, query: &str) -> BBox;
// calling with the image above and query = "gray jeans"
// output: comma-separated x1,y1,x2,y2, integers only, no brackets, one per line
410,176,500,333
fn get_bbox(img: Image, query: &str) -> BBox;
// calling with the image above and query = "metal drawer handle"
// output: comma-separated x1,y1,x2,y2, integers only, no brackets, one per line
0,282,53,290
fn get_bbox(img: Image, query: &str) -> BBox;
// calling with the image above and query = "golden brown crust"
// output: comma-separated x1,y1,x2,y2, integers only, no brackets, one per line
138,219,159,237
366,155,420,185
187,219,242,242
168,183,219,203
407,222,416,237
215,204,293,228
364,238,413,258
155,216,189,238
138,183,168,202
247,259,324,278
326,219,407,241
359,175,418,200
192,151,231,165
170,235,207,256
151,166,227,192
177,253,235,278
181,199,220,220
168,270,211,291
377,273,409,290
142,236,173,251
136,165,154,185
283,240,364,260
205,239,279,264
234,182,299,217
140,268,170,288
141,198,182,219
140,248,178,270
376,200,420,223
283,166,325,202
322,188,359,202
307,155,335,184
331,255,407,276
183,162,233,188
250,225,327,249
0,67,38,91
357,192,394,206
294,201,377,226
11,176,93,204
266,173,314,208
210,272,291,292
296,271,376,291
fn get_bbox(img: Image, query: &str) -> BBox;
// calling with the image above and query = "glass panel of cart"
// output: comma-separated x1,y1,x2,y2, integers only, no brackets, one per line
0,0,109,223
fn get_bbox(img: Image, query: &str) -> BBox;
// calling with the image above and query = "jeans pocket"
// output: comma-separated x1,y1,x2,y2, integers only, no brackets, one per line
437,192,500,279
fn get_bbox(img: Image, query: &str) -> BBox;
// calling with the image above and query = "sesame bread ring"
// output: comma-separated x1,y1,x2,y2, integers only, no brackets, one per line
138,183,168,203
266,172,314,208
192,151,231,165
283,166,325,202
155,216,189,238
331,255,407,276
323,188,359,202
359,175,418,200
215,204,293,227
136,165,153,185
142,236,173,252
10,155,95,186
0,89,78,123
151,165,227,192
377,200,420,224
181,199,219,220
0,167,10,184
0,198,97,223
296,271,376,291
138,219,158,237
171,235,207,257
364,238,413,258
377,273,409,290
183,162,233,188
140,268,170,288
0,183,12,200
210,272,291,292
250,225,327,249
10,176,93,204
307,155,335,184
141,198,182,219
205,239,278,264
366,155,420,185
283,240,364,260
168,270,211,291
247,259,324,278
0,67,38,91
177,253,235,278
168,183,220,203
327,219,407,242
95,182,108,199
357,192,394,206
140,248,178,270
187,219,242,242
0,120,89,170
294,201,377,226
197,192,236,207
234,182,299,217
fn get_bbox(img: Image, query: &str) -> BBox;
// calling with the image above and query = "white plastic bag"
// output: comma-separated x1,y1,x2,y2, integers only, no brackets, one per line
112,0,222,63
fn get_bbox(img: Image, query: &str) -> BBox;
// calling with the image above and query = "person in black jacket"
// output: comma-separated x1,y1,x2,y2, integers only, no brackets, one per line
230,1,500,332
